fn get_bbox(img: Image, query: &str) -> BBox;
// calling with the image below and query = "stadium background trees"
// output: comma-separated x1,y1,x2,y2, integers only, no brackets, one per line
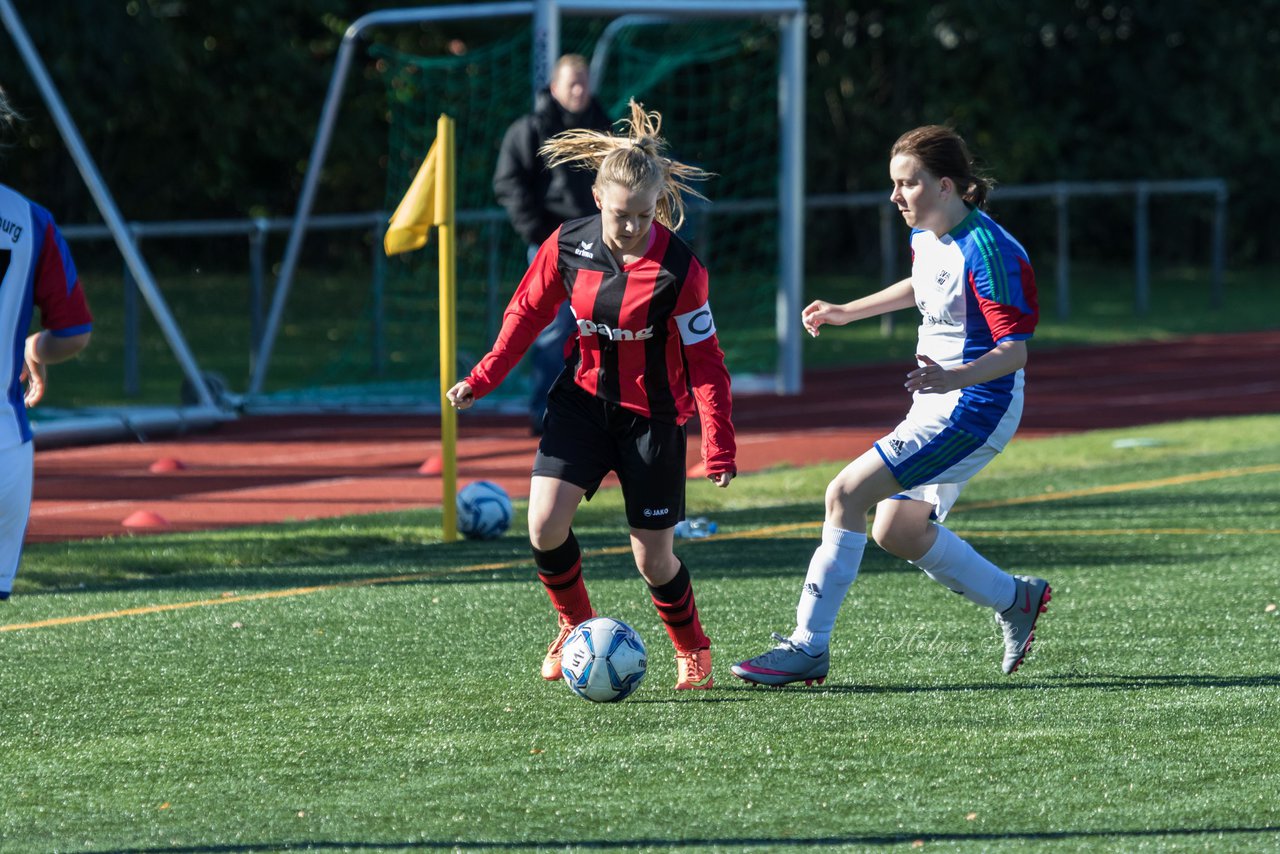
1,0,1275,261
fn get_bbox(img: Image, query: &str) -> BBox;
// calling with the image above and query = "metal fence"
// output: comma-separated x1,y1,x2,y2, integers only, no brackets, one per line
809,178,1229,321
63,178,1227,398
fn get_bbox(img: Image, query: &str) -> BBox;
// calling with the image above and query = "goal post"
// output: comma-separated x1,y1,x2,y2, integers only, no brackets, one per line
249,0,806,408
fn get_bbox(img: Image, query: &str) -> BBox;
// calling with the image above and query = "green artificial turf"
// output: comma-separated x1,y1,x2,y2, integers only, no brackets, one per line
3,416,1279,851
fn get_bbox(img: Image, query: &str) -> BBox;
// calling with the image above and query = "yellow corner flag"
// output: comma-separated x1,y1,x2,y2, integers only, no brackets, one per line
384,141,439,256
381,115,461,543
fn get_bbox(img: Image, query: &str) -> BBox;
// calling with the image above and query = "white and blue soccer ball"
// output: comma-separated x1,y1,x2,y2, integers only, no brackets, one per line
455,480,513,540
561,617,648,703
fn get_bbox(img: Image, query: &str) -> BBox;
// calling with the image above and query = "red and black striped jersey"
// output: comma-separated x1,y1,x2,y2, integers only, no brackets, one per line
467,216,735,475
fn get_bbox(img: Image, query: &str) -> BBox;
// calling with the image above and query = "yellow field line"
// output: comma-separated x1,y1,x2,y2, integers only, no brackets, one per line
0,546,639,633
963,528,1280,537
4,463,1277,633
714,523,1280,539
961,462,1280,510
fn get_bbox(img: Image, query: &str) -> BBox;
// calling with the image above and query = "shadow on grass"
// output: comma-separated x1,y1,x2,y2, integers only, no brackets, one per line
16,502,825,597
13,534,915,602
93,824,1280,853
17,492,1268,600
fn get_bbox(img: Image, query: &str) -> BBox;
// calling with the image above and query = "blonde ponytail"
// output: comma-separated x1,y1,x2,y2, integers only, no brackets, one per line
540,99,712,230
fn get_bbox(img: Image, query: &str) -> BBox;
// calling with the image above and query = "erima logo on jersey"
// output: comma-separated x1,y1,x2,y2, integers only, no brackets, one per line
577,318,654,341
573,240,594,259
675,300,716,345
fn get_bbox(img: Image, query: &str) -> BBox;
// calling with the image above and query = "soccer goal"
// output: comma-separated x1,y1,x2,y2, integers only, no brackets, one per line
247,0,805,411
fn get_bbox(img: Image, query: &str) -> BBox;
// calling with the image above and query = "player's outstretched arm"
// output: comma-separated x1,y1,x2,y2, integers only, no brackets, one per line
803,278,915,337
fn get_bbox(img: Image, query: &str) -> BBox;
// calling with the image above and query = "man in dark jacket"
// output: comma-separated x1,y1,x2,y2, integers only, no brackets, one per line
493,54,612,434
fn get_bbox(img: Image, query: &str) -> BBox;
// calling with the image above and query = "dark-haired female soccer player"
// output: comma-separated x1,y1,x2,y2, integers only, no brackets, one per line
734,125,1049,687
447,100,735,691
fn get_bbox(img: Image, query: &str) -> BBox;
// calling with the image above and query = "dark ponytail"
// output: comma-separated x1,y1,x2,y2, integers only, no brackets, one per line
891,125,993,209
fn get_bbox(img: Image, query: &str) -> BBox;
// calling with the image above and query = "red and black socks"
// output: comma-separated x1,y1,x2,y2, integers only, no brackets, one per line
532,531,592,624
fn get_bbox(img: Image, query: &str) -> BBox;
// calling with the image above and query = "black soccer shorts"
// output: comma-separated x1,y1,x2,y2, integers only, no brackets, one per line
532,382,686,530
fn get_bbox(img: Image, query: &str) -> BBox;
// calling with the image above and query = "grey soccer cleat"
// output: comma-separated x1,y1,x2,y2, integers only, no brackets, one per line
995,575,1052,674
731,633,830,687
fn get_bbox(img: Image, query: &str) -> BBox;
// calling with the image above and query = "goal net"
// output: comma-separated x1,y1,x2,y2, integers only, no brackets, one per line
261,16,784,410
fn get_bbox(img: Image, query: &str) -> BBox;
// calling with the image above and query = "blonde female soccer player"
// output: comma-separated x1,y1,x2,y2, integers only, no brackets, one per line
0,87,93,600
733,125,1049,686
447,101,735,690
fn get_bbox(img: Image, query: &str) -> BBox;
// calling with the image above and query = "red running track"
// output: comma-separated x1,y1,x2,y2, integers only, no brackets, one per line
28,331,1280,542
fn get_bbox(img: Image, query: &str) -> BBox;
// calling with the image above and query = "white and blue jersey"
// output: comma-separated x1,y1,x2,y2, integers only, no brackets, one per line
876,206,1038,494
1,183,92,597
0,183,93,448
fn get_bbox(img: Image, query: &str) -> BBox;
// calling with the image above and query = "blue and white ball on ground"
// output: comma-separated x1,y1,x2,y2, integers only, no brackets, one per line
561,617,648,702
455,480,513,540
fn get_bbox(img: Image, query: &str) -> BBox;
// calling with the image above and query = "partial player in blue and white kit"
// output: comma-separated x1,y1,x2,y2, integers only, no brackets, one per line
734,125,1051,686
1,89,93,600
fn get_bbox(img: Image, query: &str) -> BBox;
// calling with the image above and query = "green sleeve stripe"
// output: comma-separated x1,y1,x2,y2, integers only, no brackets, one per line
971,224,1010,304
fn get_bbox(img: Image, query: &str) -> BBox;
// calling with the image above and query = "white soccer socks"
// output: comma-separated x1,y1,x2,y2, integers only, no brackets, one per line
790,525,866,653
910,524,1016,611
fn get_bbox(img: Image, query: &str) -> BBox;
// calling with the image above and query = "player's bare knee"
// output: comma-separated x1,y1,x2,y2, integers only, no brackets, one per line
872,516,932,560
527,515,570,552
825,476,871,520
633,552,678,587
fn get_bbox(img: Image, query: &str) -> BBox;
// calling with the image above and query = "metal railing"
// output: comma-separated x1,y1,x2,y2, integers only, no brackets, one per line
63,212,386,396
63,178,1227,398
810,177,1229,321
991,178,1228,318
62,208,523,397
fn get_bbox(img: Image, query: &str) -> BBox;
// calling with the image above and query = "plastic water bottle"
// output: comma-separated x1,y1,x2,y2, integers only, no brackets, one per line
673,517,718,539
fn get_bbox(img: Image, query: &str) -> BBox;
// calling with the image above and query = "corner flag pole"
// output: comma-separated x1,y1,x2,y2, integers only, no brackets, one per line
384,114,459,542
435,115,459,543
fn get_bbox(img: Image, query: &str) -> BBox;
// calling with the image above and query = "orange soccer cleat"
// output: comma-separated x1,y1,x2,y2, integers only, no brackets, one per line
541,611,594,681
674,647,714,690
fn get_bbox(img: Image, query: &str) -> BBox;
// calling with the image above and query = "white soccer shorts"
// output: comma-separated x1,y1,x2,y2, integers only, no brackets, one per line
873,416,1000,524
0,441,35,597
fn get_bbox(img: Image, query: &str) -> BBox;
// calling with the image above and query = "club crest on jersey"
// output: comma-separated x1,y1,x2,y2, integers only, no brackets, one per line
577,318,654,341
